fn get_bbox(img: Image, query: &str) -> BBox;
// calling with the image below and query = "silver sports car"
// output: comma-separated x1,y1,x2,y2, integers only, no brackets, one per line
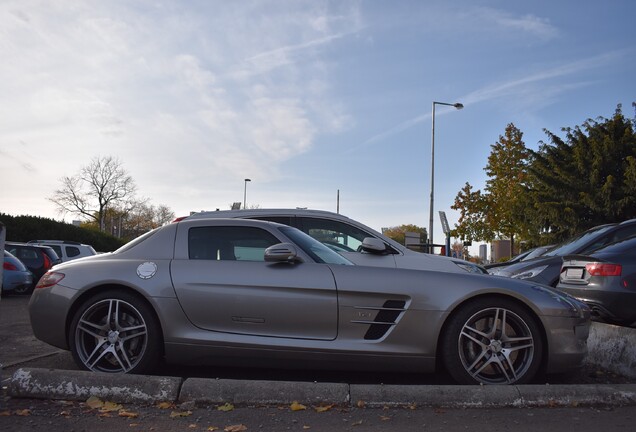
29,218,590,385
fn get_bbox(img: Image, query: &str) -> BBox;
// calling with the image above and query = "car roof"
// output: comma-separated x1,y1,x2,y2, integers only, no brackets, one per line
186,208,354,221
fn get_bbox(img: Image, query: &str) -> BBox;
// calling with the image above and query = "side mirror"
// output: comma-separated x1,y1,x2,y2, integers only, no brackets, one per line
264,243,301,263
360,237,387,254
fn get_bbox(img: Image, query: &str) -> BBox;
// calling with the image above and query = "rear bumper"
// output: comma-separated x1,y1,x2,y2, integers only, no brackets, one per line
558,287,636,324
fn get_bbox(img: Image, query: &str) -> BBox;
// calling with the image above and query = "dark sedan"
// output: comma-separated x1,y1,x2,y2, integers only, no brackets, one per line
494,219,636,286
557,236,636,327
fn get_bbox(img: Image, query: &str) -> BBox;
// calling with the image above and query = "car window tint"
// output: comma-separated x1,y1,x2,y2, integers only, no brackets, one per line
543,225,615,257
189,226,279,261
50,245,63,257
583,224,636,253
299,218,370,252
66,246,81,257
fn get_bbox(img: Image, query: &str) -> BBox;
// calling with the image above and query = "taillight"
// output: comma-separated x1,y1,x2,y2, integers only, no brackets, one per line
585,263,622,276
3,262,18,271
36,272,65,289
42,253,52,270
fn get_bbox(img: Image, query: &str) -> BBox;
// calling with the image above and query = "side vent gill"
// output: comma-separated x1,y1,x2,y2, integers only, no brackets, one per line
352,300,407,341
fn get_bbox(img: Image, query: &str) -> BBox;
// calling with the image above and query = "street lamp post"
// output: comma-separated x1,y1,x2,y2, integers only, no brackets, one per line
243,178,251,209
429,101,463,253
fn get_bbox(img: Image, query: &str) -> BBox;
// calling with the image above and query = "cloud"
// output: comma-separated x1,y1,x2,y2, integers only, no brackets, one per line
358,50,626,149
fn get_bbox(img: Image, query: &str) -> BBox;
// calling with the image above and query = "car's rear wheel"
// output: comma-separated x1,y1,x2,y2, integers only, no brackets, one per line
441,297,543,385
69,290,161,374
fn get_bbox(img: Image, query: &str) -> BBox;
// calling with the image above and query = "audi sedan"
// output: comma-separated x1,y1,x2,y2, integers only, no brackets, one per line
29,218,590,385
557,236,636,327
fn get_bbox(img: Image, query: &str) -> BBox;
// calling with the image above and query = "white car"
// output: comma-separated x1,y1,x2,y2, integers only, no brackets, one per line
182,209,486,274
27,240,96,262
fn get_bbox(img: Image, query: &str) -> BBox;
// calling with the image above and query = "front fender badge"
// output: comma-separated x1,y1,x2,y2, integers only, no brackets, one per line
137,262,158,279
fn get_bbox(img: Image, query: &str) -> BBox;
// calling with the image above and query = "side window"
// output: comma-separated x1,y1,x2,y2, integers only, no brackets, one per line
66,246,81,258
50,245,63,257
583,225,636,253
188,226,280,261
299,218,372,252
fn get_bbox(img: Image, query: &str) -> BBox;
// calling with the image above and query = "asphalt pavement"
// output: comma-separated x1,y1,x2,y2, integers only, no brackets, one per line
2,295,636,409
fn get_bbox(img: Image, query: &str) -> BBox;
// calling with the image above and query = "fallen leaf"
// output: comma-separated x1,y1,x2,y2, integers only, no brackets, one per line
156,402,175,409
86,396,104,409
313,404,334,413
351,420,363,426
189,424,198,429
217,403,235,412
15,409,31,417
100,401,123,413
207,427,220,431
380,415,391,421
60,410,71,417
303,426,311,430
224,425,247,432
98,412,113,418
356,400,366,408
170,410,193,418
0,411,11,417
290,401,307,411
119,410,139,418
129,423,140,427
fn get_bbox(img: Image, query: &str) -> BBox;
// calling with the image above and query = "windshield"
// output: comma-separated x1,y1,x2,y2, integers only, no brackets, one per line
522,245,553,261
542,225,615,257
278,226,353,265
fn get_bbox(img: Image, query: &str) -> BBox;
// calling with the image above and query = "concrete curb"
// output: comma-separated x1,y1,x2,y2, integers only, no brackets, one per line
7,368,182,404
7,368,636,408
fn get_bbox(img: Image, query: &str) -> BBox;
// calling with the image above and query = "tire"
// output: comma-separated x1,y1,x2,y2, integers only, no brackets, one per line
69,290,162,374
13,282,34,295
441,297,544,385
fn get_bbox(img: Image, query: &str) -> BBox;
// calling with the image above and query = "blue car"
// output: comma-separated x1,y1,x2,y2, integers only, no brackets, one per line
2,250,34,295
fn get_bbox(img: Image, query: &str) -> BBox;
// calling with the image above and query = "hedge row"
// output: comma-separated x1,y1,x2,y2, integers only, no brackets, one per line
0,213,126,252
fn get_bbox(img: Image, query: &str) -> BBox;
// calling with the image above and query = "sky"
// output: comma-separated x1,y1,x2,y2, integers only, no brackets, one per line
1,0,635,254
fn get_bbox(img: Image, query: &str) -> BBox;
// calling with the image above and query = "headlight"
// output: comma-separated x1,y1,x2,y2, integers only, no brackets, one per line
511,265,548,280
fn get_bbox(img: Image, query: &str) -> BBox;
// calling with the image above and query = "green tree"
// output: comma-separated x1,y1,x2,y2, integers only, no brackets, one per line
382,224,427,247
483,123,531,255
527,104,636,243
452,123,531,257
451,182,491,243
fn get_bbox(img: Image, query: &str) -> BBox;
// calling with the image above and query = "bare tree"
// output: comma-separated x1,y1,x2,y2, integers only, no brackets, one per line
50,156,137,231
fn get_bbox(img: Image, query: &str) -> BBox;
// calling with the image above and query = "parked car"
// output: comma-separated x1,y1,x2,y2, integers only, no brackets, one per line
493,219,636,286
180,209,486,274
486,245,554,273
29,218,590,385
27,240,97,262
556,235,636,327
2,250,33,295
4,242,61,292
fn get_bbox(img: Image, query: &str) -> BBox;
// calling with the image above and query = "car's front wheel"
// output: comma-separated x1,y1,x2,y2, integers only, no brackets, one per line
69,290,162,374
441,297,544,385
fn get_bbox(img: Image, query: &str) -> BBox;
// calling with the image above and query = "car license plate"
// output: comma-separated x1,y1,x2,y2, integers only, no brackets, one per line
565,268,584,279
